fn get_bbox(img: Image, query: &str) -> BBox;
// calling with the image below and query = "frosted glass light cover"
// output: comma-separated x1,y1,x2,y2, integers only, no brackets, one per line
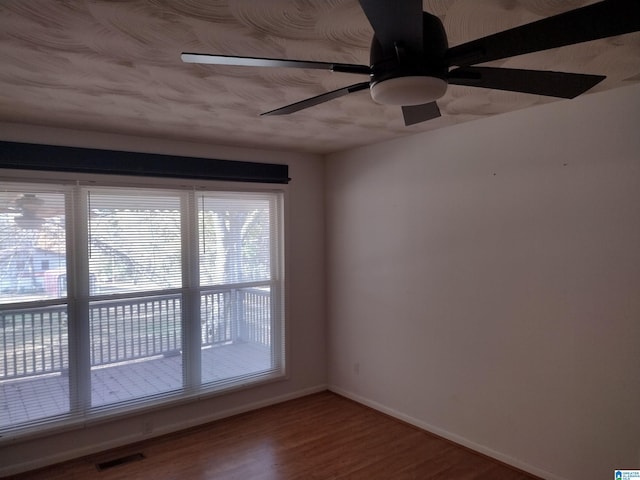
370,76,447,106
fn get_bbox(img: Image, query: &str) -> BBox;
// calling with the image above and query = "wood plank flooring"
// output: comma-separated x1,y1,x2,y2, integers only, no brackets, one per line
7,391,541,479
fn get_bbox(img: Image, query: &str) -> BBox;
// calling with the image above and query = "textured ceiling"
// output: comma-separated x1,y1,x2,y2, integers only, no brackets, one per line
1,1,639,154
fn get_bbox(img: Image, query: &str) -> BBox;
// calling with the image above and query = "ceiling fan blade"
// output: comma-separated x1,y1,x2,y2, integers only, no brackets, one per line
446,0,640,67
181,53,371,75
358,0,423,57
402,102,441,126
261,82,370,116
448,67,605,99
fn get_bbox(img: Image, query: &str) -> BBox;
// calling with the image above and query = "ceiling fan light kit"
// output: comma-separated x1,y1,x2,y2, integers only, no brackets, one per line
370,76,448,105
182,0,640,126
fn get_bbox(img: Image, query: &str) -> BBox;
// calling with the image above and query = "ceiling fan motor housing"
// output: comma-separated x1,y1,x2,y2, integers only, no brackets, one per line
180,0,635,124
370,12,449,105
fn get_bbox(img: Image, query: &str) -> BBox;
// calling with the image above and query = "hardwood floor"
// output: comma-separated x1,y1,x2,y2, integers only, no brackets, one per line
8,391,541,479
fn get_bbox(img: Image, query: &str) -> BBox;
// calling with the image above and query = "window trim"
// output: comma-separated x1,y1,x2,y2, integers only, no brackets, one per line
0,169,288,442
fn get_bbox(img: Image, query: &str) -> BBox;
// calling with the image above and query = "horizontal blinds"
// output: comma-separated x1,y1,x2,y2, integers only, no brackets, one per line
0,185,68,305
198,192,272,287
198,192,279,387
87,188,183,294
0,184,72,436
0,179,285,439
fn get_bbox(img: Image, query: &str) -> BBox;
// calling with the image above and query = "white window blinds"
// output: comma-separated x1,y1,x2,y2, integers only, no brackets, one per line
0,181,285,439
88,189,183,293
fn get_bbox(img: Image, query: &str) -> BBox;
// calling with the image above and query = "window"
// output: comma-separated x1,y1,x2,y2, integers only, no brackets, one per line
0,180,285,438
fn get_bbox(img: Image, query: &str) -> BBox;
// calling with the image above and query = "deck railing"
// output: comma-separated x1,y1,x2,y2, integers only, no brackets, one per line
0,305,68,379
90,294,183,366
0,287,271,380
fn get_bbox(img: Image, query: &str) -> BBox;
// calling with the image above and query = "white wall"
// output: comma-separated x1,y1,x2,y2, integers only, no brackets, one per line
326,83,640,480
0,125,327,475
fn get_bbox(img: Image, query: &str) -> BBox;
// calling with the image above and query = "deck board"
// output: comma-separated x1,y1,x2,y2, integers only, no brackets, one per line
1,343,270,429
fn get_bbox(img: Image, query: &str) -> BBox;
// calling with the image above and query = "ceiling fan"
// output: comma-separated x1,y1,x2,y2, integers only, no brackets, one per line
182,0,640,126
1,193,63,230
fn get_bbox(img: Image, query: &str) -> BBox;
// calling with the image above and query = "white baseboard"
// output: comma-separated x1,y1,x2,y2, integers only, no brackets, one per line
141,384,328,439
0,384,328,477
328,385,567,480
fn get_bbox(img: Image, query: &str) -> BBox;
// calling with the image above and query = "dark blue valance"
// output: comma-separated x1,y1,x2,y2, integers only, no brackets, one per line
0,141,290,184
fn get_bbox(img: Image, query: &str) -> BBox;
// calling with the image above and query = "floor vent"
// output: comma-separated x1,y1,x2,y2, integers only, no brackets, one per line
95,453,145,471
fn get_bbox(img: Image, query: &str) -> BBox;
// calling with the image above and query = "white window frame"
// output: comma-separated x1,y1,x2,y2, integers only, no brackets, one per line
0,169,287,441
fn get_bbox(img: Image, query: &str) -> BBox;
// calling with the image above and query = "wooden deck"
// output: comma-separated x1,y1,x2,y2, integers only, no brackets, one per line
1,343,271,430
10,391,541,480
